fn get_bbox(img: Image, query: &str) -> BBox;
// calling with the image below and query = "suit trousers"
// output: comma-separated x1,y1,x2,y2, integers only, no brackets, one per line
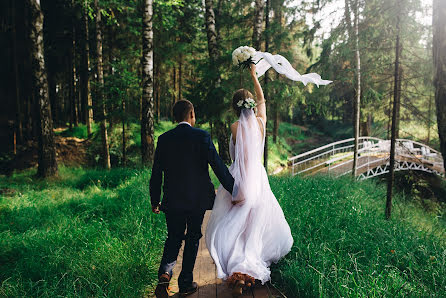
158,210,205,289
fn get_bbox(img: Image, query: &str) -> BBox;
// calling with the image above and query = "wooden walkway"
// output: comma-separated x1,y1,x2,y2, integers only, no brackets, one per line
148,211,285,298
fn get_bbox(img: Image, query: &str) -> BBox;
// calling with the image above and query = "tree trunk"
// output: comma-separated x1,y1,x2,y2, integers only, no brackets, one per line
215,120,231,164
352,0,361,178
28,0,58,177
344,0,353,34
12,0,23,143
73,35,79,128
122,96,126,167
252,0,264,50
204,0,230,163
205,0,219,65
41,1,58,128
179,54,183,101
386,2,402,220
95,0,111,169
141,0,155,166
359,115,371,136
65,72,71,127
427,94,433,144
157,69,161,122
215,0,223,47
47,68,57,125
81,0,93,135
68,57,73,129
106,26,114,131
70,5,79,128
273,103,279,143
26,91,33,139
76,67,81,125
271,2,283,145
395,68,402,139
154,55,160,123
433,0,446,170
23,6,34,141
387,96,391,139
171,65,176,120
263,0,270,172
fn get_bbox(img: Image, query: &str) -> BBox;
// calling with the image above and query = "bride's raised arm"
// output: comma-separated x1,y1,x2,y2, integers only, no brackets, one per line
249,64,266,125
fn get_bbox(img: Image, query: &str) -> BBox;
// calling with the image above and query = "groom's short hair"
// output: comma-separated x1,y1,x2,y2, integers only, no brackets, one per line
173,100,194,122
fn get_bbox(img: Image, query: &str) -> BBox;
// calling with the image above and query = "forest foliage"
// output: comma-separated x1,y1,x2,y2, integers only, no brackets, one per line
0,0,440,172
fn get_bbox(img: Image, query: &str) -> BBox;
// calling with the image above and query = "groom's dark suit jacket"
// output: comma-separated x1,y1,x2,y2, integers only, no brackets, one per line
150,123,234,213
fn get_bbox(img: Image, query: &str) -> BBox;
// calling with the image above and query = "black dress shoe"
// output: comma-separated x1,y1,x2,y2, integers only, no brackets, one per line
179,281,198,296
154,273,170,298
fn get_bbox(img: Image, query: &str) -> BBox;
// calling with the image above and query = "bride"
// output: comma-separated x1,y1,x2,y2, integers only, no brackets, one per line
205,64,293,296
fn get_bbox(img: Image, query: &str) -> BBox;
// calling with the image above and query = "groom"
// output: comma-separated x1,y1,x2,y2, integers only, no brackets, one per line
150,100,234,297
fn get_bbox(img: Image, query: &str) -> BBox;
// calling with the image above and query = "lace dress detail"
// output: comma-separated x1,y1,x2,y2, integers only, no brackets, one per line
206,109,293,284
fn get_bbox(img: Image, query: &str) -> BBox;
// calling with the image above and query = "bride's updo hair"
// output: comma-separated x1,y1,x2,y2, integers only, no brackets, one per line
232,89,254,117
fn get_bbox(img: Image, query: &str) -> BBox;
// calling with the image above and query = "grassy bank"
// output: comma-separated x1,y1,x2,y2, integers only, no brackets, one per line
0,167,165,297
270,175,446,297
2,168,444,297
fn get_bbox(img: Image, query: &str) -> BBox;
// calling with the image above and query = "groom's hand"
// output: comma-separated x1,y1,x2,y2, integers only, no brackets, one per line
152,204,160,214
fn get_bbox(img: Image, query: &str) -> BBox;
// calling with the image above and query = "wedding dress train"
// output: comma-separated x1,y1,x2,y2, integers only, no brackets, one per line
205,109,293,284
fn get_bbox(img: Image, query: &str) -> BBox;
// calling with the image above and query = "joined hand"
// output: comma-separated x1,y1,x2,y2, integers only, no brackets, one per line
152,204,160,214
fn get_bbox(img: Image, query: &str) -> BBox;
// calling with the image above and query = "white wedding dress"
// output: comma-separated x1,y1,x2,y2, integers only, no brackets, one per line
205,109,293,284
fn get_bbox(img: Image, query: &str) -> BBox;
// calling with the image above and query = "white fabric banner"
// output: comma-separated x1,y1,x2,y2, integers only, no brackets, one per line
253,52,332,87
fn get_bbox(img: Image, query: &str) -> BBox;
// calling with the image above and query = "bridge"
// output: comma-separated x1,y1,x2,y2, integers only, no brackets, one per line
288,137,445,180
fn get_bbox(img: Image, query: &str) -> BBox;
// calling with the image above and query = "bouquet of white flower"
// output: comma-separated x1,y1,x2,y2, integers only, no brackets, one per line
232,46,257,69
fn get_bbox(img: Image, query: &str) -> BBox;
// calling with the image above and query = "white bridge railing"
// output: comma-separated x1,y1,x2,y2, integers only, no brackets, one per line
289,137,444,179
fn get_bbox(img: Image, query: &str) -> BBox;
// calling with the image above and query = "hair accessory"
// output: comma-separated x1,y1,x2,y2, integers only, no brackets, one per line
236,98,257,109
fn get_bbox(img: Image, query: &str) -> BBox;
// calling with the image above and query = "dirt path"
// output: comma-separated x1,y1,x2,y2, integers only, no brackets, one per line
1,134,90,174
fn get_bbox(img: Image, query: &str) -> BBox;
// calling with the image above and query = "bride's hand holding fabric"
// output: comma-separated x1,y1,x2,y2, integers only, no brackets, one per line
249,63,257,77
231,184,246,206
232,45,332,87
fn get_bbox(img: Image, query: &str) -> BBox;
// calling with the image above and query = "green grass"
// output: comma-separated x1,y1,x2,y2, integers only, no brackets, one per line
313,119,353,140
1,167,445,297
267,135,292,172
270,175,446,297
279,122,306,141
266,122,306,173
0,167,166,297
56,123,99,139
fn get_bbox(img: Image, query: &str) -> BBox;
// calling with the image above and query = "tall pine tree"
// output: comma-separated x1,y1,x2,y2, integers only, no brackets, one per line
433,0,446,169
28,0,58,177
141,0,155,166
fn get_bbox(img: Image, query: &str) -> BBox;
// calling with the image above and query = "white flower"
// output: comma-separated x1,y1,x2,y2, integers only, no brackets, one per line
236,98,257,109
232,56,239,66
232,46,257,65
